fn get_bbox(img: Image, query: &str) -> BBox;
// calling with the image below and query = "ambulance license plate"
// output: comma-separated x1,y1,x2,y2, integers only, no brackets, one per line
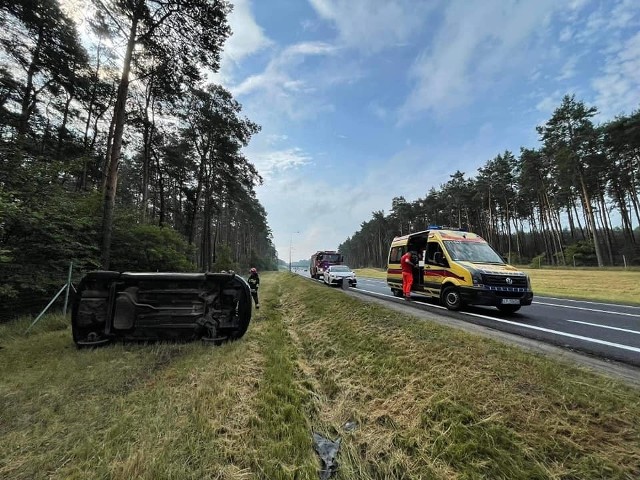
501,299,520,305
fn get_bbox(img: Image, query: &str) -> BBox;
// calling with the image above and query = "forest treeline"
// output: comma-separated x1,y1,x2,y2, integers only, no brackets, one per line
0,0,277,319
340,96,640,269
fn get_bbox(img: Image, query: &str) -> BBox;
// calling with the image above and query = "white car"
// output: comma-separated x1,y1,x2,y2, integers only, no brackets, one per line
323,265,357,287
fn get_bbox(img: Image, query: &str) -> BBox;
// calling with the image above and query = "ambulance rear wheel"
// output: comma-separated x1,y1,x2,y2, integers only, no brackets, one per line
392,288,403,297
442,286,463,311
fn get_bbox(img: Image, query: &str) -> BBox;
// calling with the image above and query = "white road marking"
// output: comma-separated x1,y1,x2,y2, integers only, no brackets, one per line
463,312,640,353
535,297,640,309
356,288,448,309
534,301,640,318
567,319,640,335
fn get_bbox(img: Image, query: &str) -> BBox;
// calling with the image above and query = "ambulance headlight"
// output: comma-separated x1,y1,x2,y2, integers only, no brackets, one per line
472,272,483,286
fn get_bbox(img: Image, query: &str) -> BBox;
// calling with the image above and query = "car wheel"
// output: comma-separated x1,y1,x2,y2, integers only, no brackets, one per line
441,286,463,311
497,304,521,314
391,288,403,297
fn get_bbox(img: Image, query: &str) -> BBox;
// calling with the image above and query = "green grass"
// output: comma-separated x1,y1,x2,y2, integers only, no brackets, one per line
1,273,639,479
355,267,640,305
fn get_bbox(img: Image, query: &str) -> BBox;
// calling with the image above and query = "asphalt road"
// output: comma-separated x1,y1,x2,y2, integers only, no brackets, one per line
295,270,640,369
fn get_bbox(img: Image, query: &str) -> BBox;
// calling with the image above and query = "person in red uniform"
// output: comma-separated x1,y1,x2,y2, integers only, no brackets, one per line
400,250,415,300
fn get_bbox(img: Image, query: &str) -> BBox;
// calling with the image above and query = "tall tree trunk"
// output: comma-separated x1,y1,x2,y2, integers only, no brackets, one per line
101,14,139,269
100,112,116,192
571,198,586,240
154,151,165,226
141,73,156,222
57,91,73,156
187,155,207,244
597,192,612,262
566,203,577,240
18,25,44,137
579,173,604,267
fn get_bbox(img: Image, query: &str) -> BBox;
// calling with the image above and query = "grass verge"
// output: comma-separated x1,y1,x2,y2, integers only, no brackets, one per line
1,273,639,479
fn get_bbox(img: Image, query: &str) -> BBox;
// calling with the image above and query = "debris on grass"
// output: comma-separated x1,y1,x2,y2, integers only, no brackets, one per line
313,432,341,480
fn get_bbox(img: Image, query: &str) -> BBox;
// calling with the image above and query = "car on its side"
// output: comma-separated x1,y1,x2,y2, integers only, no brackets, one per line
323,265,357,287
71,271,252,347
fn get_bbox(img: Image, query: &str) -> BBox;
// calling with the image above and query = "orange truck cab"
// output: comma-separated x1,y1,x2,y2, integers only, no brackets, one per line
386,227,533,313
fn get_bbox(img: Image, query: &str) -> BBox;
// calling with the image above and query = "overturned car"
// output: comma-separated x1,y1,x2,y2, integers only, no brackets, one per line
72,271,252,346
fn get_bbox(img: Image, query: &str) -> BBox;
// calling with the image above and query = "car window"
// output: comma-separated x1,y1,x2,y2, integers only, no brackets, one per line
331,266,350,272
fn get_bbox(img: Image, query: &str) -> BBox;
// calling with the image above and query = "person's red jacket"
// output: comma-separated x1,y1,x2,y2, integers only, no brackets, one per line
401,252,414,273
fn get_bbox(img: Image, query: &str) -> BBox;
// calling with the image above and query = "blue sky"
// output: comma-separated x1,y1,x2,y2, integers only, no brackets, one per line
213,0,639,262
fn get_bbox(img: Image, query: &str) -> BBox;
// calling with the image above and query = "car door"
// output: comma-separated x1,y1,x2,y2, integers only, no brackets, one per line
423,241,447,298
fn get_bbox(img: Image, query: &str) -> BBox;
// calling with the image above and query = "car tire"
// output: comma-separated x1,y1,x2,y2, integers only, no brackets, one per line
391,288,403,297
441,286,463,311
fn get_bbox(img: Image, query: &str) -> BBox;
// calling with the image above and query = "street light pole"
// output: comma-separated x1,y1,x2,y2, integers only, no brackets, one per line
289,231,299,272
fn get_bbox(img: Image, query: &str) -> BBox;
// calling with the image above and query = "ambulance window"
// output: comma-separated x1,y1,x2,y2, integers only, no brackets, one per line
389,247,403,263
426,242,443,264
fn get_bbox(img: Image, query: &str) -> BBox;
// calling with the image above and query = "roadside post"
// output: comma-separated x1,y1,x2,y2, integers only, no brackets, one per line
63,261,73,316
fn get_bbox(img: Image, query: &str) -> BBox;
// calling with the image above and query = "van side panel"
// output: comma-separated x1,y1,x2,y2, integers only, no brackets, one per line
386,229,533,310
386,244,404,293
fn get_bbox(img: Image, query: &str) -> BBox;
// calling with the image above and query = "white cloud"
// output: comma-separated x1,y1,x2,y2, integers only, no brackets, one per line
282,42,337,58
214,0,272,85
592,32,640,118
535,90,563,113
556,55,579,81
368,101,388,120
266,134,289,145
559,27,573,42
568,0,590,10
574,0,638,44
230,41,341,120
608,0,639,29
252,147,312,179
225,0,272,63
398,0,566,121
307,0,434,52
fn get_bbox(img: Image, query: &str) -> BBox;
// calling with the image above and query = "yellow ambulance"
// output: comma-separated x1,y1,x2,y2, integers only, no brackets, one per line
387,227,533,313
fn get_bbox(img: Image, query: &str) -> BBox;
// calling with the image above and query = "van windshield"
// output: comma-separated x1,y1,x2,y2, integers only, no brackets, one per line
443,240,504,264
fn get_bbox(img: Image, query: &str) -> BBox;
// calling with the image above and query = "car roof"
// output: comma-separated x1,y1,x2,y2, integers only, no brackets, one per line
390,229,484,246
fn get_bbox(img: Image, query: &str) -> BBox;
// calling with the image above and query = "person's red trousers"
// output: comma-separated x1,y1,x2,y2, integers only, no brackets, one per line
402,272,413,297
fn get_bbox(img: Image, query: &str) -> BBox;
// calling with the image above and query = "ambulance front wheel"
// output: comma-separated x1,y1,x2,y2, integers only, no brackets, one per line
391,288,403,298
442,286,463,311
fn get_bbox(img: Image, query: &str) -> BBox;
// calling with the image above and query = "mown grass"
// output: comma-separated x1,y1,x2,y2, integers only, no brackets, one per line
0,287,318,480
1,273,639,479
355,267,640,305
